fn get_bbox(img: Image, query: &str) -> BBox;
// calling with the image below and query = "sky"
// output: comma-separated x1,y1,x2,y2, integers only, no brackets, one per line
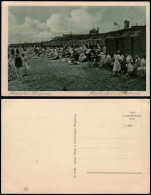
8,6,146,44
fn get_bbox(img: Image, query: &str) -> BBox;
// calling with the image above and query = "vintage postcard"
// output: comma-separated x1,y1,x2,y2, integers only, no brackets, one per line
1,1,150,96
2,99,150,194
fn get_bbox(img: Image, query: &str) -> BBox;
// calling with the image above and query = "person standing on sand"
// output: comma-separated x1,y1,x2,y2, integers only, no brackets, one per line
15,53,23,78
8,54,18,80
16,47,20,55
113,50,121,75
120,52,126,74
22,53,29,75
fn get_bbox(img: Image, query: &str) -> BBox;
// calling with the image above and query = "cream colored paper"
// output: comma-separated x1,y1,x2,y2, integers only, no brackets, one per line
2,1,150,96
2,99,150,194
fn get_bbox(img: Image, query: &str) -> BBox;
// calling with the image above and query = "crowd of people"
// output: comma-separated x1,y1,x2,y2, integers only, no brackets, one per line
8,44,146,81
32,45,146,78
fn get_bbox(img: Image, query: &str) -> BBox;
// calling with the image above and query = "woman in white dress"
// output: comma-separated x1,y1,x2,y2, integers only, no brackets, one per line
22,54,29,75
79,52,87,62
8,54,18,80
99,52,106,67
125,54,133,77
105,54,113,70
137,55,146,78
113,50,121,75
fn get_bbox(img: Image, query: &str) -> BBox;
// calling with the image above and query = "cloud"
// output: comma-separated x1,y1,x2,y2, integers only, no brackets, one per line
36,31,52,38
46,7,100,35
9,13,49,36
70,7,99,31
46,13,71,34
